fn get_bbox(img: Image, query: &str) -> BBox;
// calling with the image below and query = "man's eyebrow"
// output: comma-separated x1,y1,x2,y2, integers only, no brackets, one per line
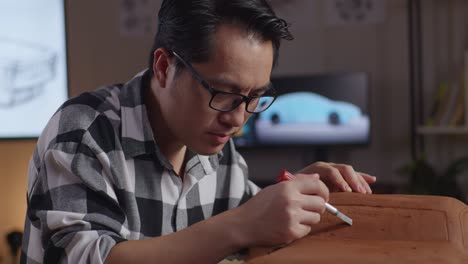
206,77,272,93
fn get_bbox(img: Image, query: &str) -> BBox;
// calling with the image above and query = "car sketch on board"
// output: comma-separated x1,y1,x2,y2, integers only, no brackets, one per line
0,39,57,108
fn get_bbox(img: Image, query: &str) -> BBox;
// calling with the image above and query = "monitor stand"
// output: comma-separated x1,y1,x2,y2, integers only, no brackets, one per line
301,147,330,168
314,147,329,162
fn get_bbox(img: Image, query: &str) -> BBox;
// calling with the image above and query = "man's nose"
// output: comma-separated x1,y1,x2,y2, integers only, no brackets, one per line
219,102,248,127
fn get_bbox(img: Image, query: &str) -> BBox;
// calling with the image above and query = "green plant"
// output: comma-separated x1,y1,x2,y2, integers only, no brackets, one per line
397,156,468,202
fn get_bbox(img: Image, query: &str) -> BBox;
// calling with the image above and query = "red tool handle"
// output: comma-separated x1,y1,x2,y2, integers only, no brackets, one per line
276,169,295,182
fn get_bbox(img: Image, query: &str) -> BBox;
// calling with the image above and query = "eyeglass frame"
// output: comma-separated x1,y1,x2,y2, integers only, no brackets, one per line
171,51,277,113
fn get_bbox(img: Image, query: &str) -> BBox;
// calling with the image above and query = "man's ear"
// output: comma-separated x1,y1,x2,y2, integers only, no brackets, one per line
152,48,172,88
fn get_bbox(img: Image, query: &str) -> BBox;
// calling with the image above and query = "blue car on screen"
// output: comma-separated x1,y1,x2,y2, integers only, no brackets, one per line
258,92,361,125
255,91,369,144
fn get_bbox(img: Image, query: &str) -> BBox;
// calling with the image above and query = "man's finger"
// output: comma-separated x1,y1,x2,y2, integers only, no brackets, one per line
315,163,354,192
293,174,329,202
298,210,322,226
358,174,372,194
300,195,326,214
334,164,365,193
360,173,377,183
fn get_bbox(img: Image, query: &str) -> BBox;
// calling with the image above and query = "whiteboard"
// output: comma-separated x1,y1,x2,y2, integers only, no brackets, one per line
0,0,68,138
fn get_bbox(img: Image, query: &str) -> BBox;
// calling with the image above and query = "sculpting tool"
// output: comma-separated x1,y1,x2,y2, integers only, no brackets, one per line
277,169,353,226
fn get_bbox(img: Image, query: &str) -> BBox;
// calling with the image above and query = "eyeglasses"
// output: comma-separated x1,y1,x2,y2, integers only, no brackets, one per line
172,51,277,113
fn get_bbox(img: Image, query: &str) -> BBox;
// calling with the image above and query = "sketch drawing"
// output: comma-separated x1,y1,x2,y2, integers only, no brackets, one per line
326,0,386,25
334,0,375,22
0,38,57,108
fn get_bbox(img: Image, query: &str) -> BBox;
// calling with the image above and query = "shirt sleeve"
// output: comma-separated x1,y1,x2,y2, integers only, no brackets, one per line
246,179,261,196
21,105,128,263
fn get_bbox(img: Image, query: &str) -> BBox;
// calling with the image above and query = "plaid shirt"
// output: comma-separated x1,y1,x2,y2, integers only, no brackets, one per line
20,70,260,264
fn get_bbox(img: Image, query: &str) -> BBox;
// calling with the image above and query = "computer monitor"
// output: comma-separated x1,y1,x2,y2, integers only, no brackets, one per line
0,0,68,139
233,72,371,148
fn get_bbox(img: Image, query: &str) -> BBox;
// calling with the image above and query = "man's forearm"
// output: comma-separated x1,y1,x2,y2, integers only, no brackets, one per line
105,207,247,264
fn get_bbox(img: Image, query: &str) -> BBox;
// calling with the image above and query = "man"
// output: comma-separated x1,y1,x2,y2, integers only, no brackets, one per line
21,0,376,263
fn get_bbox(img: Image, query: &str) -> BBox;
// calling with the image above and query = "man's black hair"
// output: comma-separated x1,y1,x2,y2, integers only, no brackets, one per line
148,0,293,76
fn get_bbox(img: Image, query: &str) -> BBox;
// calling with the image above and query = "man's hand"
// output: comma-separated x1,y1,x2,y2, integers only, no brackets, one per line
233,174,329,247
297,162,377,194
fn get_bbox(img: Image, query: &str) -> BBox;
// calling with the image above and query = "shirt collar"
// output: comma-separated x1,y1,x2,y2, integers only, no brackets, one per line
184,148,224,178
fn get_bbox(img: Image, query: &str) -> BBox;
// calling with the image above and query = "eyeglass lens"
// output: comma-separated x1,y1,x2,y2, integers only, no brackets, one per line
210,93,275,113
